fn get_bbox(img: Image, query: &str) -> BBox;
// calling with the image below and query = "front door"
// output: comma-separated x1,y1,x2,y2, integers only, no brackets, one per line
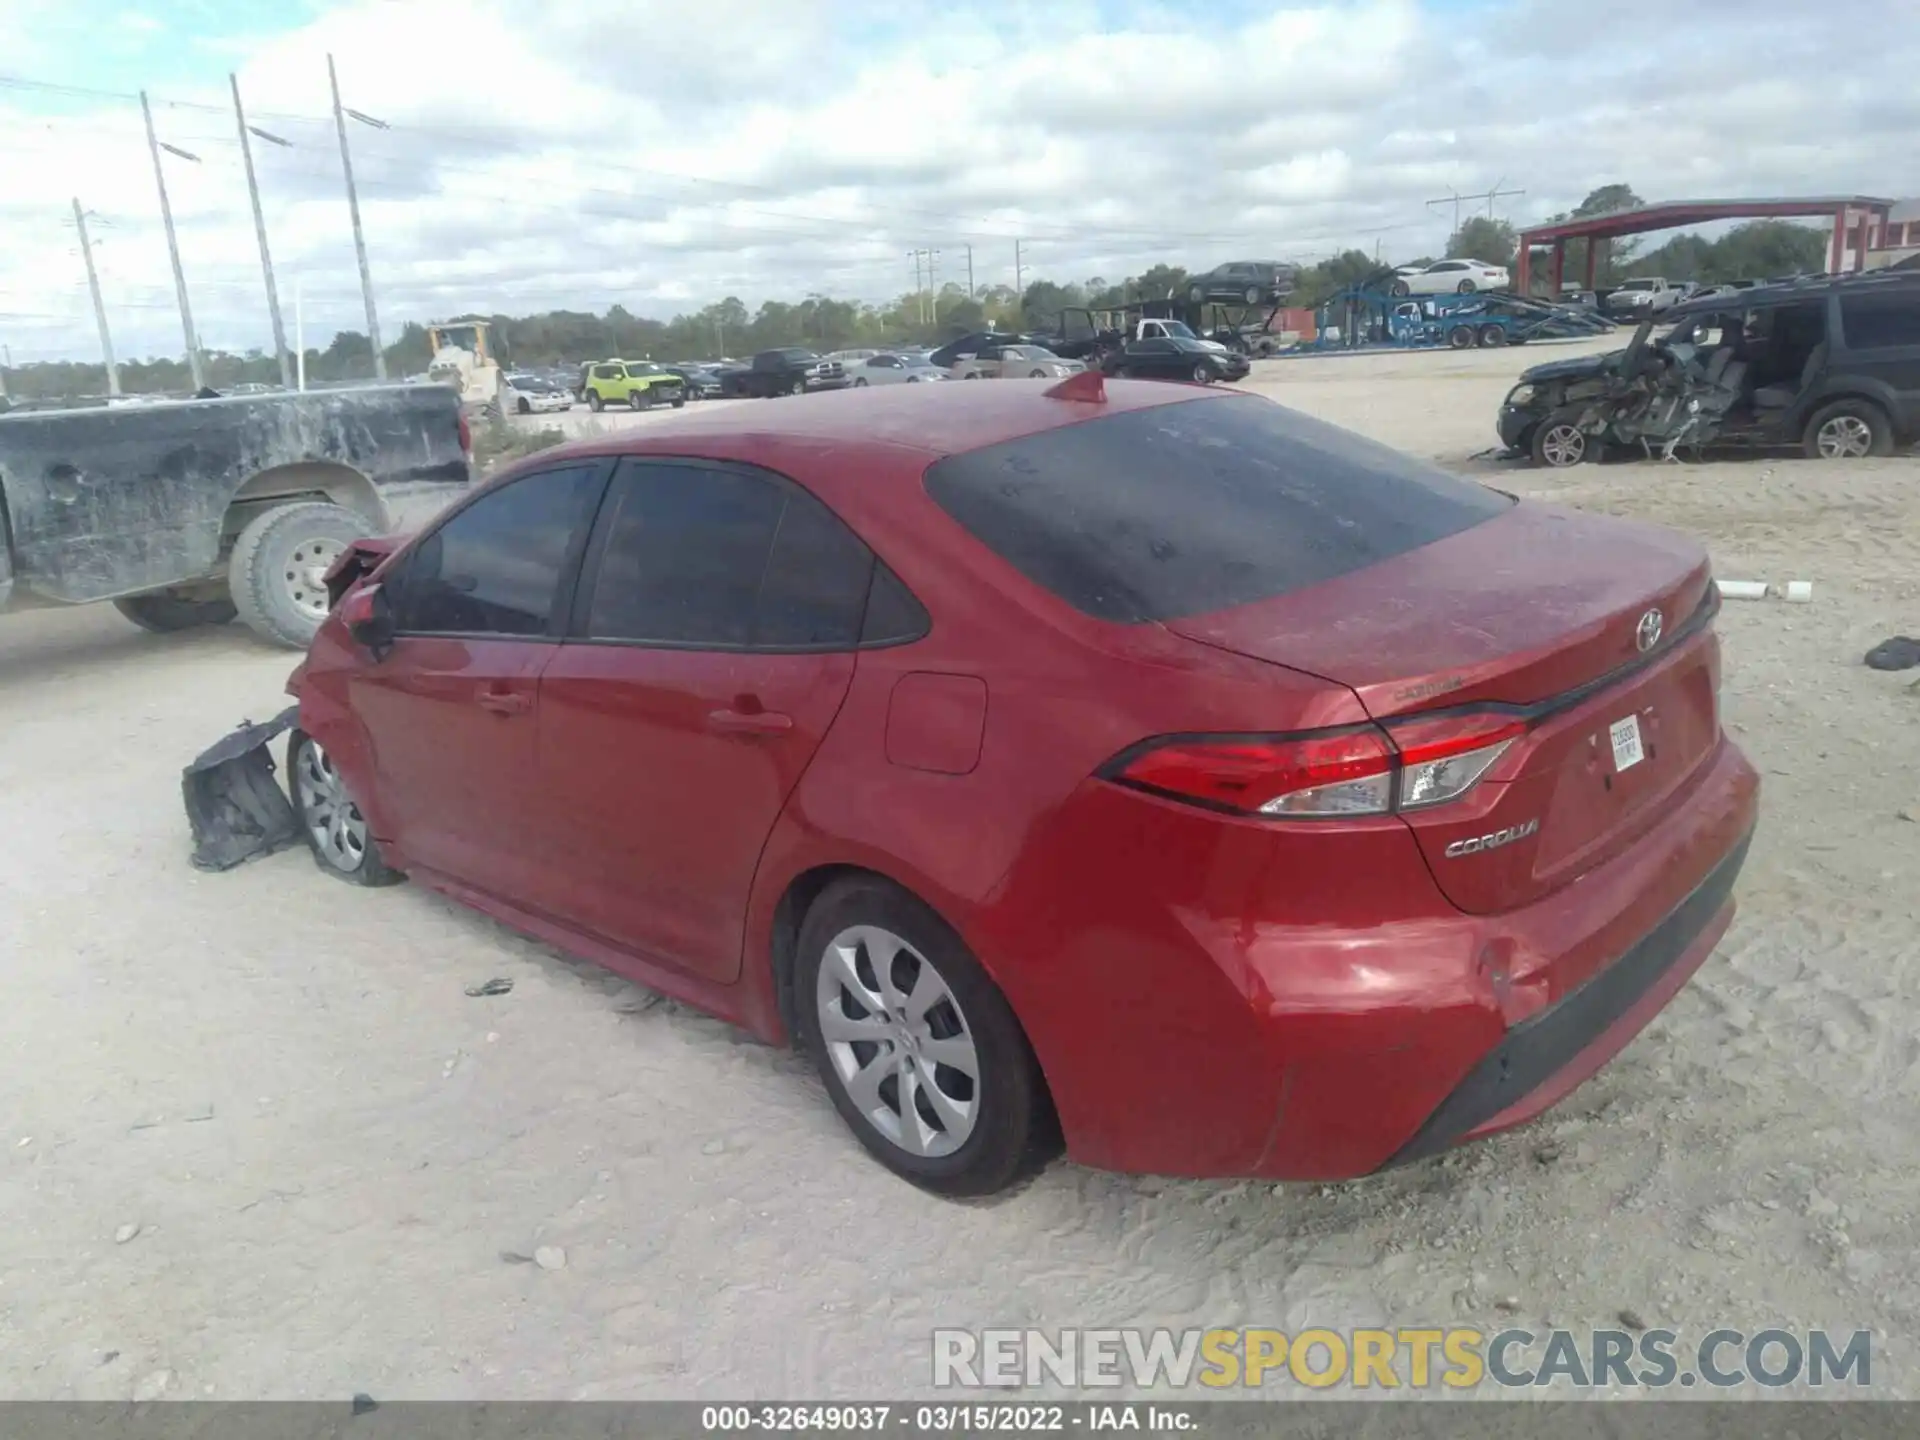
534,458,872,982
350,462,606,896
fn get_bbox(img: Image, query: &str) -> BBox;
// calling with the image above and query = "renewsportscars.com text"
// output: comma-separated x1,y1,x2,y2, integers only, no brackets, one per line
933,1326,1873,1391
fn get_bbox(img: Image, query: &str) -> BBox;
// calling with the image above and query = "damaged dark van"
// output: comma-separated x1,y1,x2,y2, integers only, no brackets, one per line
1498,270,1920,466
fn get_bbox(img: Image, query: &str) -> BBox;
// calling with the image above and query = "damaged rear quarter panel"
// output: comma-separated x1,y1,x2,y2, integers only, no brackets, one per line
0,386,468,606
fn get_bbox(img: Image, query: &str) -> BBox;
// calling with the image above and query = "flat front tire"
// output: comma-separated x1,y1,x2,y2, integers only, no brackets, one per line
229,501,367,649
1531,417,1590,468
287,730,403,887
795,877,1054,1197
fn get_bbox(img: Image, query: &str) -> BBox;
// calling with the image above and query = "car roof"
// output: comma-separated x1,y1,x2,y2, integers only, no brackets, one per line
499,379,1223,493
1665,269,1920,321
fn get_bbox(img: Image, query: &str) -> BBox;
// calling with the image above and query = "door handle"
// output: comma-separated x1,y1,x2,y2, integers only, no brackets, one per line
477,689,532,716
707,708,794,737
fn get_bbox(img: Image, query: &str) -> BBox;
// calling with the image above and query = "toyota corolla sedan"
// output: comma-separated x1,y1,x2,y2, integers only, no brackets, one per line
288,376,1759,1197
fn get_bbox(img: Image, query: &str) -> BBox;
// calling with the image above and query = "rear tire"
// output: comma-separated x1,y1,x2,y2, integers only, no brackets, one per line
671,395,686,408
853,377,868,387
287,730,403,887
794,876,1054,1197
1243,286,1262,304
1479,325,1507,347
1803,399,1893,460
1391,279,1411,296
113,590,237,633
1448,325,1475,350
229,501,367,650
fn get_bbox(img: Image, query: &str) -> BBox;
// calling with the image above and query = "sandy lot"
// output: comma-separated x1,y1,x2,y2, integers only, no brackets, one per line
3,343,1917,1402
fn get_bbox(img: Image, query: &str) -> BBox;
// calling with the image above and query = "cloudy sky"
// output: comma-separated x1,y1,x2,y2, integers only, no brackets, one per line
2,0,1915,365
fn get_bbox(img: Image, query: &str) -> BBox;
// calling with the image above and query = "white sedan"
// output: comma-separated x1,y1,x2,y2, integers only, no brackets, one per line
1392,259,1510,296
503,373,573,414
849,353,949,386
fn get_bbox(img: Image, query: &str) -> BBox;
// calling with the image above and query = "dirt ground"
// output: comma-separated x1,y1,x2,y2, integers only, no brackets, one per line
3,342,1917,1402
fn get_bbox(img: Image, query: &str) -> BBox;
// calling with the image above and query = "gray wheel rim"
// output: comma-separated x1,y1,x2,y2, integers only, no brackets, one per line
815,924,979,1158
294,739,367,872
283,536,345,622
1540,424,1585,466
1817,415,1873,458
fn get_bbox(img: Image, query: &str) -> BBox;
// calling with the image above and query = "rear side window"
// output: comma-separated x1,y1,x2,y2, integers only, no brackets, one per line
1841,295,1920,349
923,396,1512,624
581,461,881,650
392,465,601,636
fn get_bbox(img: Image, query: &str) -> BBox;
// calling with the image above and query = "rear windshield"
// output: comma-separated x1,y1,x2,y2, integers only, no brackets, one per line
923,396,1512,623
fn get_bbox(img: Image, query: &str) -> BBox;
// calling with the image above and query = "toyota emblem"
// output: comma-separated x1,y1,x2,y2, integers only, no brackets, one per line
1635,608,1664,652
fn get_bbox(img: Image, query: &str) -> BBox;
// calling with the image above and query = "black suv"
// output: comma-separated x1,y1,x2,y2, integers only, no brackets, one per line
1187,261,1299,307
1499,271,1920,466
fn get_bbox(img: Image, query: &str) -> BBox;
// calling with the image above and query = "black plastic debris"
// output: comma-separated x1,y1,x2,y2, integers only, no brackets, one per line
182,705,301,872
465,978,514,998
1865,636,1920,672
351,1393,379,1416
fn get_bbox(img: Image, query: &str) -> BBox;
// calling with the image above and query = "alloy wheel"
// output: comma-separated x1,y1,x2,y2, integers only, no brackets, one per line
814,924,980,1158
1816,415,1874,459
294,739,369,873
1539,423,1586,467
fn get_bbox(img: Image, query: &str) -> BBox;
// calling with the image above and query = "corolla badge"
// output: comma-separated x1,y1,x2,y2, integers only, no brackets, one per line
1636,608,1664,652
1444,818,1539,859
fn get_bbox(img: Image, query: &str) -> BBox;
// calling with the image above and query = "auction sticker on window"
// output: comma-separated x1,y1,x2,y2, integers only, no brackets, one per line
1609,714,1645,772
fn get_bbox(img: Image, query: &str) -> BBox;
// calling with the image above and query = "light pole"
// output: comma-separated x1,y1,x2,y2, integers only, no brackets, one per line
140,91,206,391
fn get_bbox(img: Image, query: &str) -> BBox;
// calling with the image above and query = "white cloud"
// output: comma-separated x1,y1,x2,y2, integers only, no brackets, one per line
1,0,1916,364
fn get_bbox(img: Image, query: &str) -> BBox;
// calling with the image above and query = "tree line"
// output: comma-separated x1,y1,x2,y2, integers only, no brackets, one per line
0,185,1834,400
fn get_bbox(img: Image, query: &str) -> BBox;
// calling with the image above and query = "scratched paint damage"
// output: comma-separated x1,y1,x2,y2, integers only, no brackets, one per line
0,385,469,609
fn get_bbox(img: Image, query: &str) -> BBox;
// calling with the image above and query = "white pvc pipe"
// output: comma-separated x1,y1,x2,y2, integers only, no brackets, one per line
1782,580,1813,603
1718,580,1768,600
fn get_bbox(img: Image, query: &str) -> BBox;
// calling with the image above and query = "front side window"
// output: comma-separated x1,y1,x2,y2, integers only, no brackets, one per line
390,466,602,637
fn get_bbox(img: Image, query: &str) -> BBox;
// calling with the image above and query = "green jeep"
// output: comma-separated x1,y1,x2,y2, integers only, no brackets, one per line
578,359,687,411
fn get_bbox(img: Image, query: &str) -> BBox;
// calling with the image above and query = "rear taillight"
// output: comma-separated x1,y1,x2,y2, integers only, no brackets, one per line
1105,712,1526,819
1384,713,1525,810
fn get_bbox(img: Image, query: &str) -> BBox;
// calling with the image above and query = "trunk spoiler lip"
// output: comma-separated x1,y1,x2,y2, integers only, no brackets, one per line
1360,578,1722,733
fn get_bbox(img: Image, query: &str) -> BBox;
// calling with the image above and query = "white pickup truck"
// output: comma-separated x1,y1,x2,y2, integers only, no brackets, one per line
1604,277,1689,318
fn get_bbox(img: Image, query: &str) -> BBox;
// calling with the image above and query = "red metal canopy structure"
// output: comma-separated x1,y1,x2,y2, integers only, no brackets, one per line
1516,196,1895,294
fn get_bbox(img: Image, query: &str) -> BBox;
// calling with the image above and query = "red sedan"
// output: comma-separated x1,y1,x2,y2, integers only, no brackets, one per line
289,374,1759,1196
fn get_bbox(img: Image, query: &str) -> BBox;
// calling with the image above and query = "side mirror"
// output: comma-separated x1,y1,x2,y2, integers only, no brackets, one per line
338,582,394,658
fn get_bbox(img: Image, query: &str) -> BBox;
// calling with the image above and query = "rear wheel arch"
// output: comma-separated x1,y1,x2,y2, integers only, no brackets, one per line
224,461,386,537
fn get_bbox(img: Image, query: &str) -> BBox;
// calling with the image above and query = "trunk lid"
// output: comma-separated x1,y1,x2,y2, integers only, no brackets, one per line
1164,503,1723,914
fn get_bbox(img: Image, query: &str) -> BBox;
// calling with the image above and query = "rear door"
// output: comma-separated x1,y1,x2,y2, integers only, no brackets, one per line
1836,290,1920,434
533,458,871,982
350,462,608,895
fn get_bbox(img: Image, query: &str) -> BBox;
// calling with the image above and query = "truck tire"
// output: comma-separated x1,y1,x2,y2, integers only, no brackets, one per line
1448,325,1475,349
789,378,807,397
229,501,367,650
113,590,238,633
1479,325,1507,347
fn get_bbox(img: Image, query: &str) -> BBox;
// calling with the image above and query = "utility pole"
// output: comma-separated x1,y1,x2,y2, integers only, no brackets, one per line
231,74,293,389
140,91,205,391
1426,181,1526,245
295,279,306,391
328,54,386,379
1014,239,1024,296
71,198,121,397
966,243,975,298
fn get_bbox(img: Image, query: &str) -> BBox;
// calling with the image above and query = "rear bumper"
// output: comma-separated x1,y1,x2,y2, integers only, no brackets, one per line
988,734,1759,1180
1379,825,1750,1169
